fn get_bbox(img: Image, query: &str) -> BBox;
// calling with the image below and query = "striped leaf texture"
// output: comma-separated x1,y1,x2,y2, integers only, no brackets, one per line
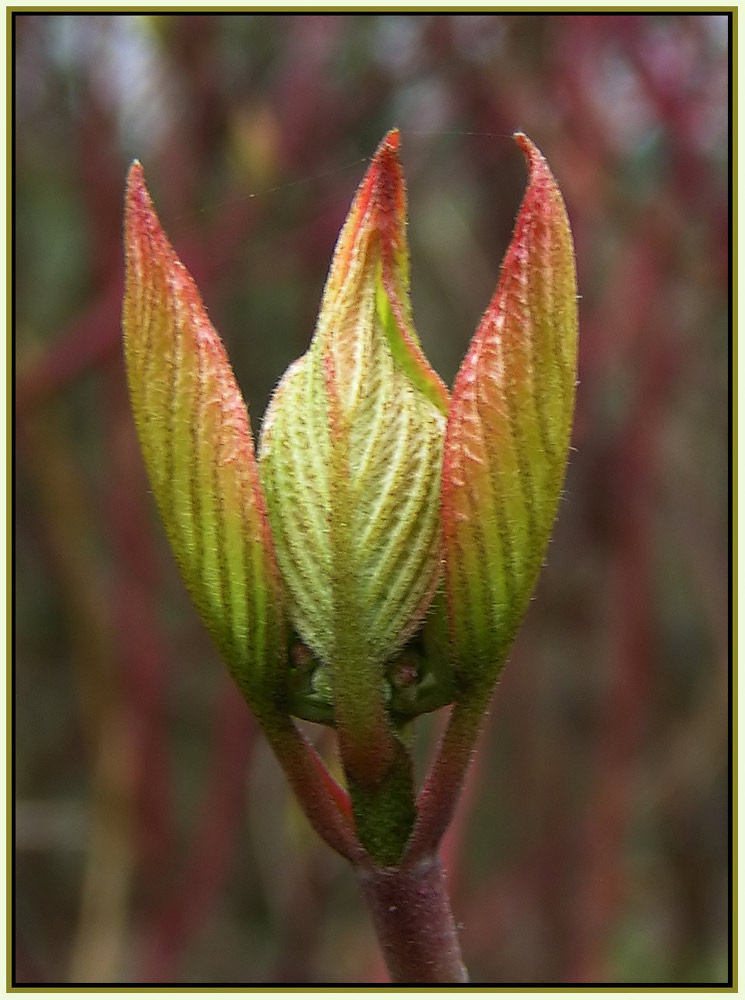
442,133,578,688
259,132,448,740
122,163,285,712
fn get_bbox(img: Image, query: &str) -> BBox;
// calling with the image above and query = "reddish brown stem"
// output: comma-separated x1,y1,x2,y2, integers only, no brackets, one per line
405,692,489,864
356,854,468,983
259,711,364,865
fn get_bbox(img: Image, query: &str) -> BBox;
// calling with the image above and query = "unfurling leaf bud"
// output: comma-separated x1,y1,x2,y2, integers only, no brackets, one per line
122,163,285,716
122,130,578,869
441,133,578,692
258,131,450,789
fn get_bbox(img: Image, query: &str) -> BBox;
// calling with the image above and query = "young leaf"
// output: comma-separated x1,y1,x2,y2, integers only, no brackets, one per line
258,132,448,789
442,133,578,689
122,163,285,713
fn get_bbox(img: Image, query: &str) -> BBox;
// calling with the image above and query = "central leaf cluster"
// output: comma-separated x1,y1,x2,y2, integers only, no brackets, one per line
259,257,445,720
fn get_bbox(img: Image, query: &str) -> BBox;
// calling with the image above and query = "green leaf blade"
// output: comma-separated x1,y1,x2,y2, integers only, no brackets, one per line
442,134,579,689
122,162,285,711
258,134,445,799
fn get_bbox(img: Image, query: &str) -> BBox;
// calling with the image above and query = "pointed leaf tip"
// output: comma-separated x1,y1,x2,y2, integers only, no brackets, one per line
512,132,553,181
258,130,448,770
124,161,148,221
122,165,286,714
382,127,400,151
442,134,578,688
360,130,451,415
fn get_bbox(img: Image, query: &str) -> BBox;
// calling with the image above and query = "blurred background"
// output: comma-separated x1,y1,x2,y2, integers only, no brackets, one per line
14,12,730,985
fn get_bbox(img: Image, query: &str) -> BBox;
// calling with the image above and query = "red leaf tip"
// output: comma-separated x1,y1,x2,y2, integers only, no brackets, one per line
124,160,158,242
513,132,550,177
382,128,400,152
125,159,145,197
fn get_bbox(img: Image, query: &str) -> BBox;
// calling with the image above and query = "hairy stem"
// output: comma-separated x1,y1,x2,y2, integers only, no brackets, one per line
405,688,490,864
258,709,364,865
355,854,468,983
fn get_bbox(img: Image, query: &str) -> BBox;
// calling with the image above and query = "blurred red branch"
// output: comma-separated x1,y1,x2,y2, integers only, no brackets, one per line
137,679,256,982
568,326,679,982
105,365,175,886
